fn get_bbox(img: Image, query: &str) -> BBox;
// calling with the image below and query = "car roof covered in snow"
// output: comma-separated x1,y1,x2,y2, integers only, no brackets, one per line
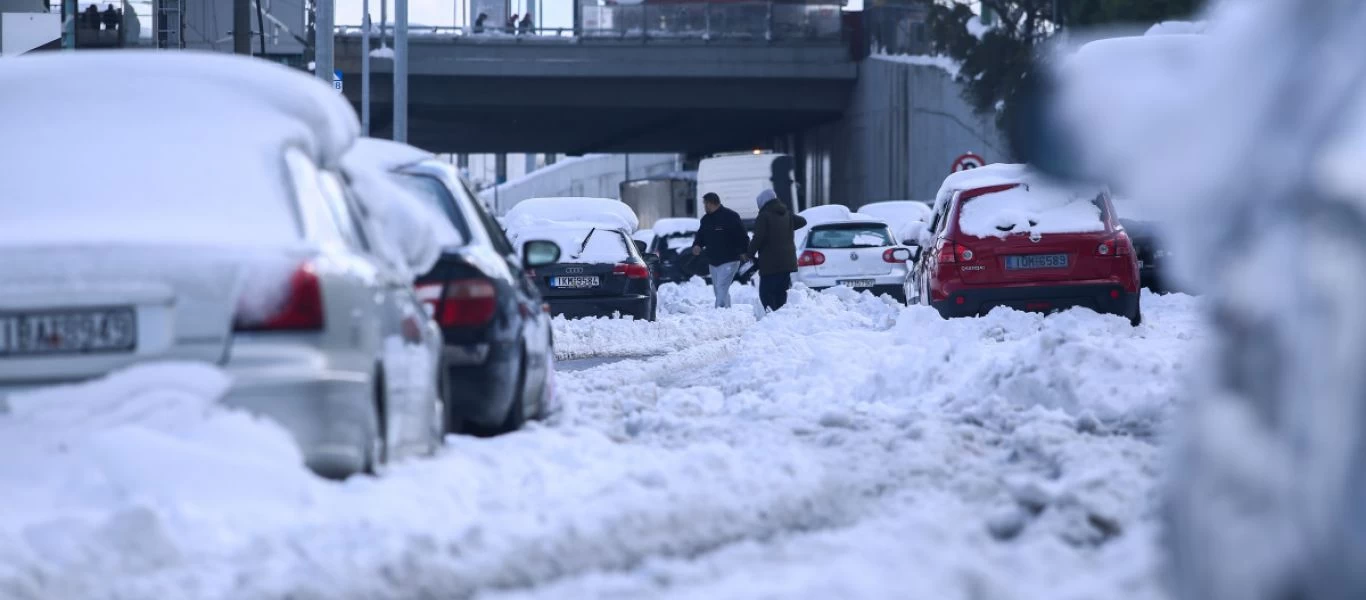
932,164,1033,213
0,51,360,248
651,218,701,238
504,197,640,233
858,201,933,224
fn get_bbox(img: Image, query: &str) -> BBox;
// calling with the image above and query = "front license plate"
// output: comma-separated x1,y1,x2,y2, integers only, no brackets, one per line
838,279,876,289
550,276,600,289
1005,253,1069,270
0,307,137,357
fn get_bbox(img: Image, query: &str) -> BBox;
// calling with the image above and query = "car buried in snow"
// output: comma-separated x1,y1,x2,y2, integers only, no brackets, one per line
637,217,706,285
0,52,449,479
504,198,660,321
342,139,564,437
909,164,1142,325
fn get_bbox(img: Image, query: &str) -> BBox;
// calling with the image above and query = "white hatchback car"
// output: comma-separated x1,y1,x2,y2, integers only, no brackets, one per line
0,52,446,479
795,219,914,303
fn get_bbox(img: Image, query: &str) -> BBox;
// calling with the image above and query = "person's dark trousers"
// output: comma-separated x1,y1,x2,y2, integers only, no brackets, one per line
759,272,792,312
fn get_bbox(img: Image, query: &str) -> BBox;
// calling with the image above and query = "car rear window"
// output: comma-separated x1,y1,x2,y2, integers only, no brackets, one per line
957,184,1109,239
807,224,894,249
664,235,695,251
519,228,632,264
391,173,473,242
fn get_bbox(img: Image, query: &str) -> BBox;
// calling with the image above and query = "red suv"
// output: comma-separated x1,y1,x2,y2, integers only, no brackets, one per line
912,179,1142,325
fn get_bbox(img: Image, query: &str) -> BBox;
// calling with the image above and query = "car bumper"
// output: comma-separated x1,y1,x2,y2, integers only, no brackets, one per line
222,341,376,479
442,339,519,427
800,274,908,301
931,284,1139,319
546,295,652,320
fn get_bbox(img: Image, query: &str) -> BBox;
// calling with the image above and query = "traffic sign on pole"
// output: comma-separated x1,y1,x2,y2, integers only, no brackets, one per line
952,152,986,173
333,70,343,93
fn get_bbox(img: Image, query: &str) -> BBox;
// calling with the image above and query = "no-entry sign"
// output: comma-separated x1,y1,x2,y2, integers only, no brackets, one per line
952,152,986,173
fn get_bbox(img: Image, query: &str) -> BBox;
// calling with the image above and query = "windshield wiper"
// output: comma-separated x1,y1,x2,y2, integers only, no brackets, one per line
573,227,598,259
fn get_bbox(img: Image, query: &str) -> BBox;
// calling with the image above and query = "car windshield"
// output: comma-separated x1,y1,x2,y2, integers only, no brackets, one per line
957,184,1108,239
391,173,473,243
807,224,894,249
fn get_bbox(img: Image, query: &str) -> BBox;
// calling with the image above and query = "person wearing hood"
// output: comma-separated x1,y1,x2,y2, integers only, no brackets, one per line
747,189,807,311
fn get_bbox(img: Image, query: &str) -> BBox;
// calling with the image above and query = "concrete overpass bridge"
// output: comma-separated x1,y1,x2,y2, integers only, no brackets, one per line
334,27,859,154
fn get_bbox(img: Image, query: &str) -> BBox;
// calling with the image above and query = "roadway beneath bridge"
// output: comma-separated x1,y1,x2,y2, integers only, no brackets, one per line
335,34,857,153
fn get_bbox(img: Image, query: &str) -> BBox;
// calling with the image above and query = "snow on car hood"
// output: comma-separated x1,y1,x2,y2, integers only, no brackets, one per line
958,181,1107,239
340,139,464,279
505,197,640,233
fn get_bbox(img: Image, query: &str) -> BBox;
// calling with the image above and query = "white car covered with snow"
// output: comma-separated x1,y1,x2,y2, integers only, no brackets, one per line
0,52,447,479
794,207,914,303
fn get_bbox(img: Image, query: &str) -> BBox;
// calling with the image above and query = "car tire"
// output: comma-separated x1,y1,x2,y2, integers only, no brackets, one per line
648,297,658,321
464,350,528,437
1129,302,1144,327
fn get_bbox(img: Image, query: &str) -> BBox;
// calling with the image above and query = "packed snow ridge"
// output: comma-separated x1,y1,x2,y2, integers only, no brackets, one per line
0,280,1204,600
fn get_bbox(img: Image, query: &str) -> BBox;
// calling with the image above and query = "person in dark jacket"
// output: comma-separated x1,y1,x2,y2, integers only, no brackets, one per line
691,192,749,308
101,4,120,33
747,189,806,312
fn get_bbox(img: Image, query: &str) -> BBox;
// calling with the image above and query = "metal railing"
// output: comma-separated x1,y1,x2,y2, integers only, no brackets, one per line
862,4,932,56
336,1,846,44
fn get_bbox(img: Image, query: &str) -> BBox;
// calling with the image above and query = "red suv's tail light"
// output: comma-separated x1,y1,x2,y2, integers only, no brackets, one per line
417,278,498,327
1096,234,1133,257
798,250,826,267
613,263,651,279
937,242,974,263
234,263,325,332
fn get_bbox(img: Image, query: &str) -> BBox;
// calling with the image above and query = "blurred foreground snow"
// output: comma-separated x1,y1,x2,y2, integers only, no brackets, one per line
0,281,1203,600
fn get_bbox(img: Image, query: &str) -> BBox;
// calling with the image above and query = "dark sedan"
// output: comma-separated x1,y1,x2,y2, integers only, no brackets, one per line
515,224,659,321
386,161,562,436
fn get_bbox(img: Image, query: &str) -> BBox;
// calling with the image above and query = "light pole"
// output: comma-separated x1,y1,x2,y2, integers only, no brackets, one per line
362,0,371,135
315,0,335,84
394,0,408,142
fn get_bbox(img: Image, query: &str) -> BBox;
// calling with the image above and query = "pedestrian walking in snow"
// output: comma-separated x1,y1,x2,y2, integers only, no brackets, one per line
691,192,748,308
747,189,806,312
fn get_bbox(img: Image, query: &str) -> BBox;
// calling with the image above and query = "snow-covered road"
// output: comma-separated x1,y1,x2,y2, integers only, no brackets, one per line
0,281,1204,600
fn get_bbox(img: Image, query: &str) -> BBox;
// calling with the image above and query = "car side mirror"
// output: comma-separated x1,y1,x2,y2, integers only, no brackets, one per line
522,239,561,268
889,247,913,262
633,239,648,255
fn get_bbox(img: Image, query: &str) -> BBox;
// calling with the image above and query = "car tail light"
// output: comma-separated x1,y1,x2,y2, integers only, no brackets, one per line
938,242,973,263
1096,235,1133,257
234,263,324,332
613,263,651,279
882,248,906,263
798,250,826,267
418,278,497,327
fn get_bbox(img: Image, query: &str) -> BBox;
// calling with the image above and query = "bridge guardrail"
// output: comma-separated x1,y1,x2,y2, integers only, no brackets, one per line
337,0,846,44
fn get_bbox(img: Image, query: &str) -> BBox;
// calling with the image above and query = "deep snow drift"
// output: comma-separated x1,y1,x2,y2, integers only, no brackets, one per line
0,280,1203,600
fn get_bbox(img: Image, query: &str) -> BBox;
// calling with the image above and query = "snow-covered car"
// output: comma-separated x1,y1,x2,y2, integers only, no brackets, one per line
858,201,934,246
912,164,1141,325
639,217,705,284
343,139,563,436
795,217,914,303
504,198,658,320
0,52,448,479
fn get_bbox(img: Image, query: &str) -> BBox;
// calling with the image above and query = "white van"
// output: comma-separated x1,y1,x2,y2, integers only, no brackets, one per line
696,153,799,224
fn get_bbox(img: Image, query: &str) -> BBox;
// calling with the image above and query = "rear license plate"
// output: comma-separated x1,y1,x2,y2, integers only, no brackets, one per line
838,279,876,289
0,307,137,357
550,276,600,289
1005,254,1069,270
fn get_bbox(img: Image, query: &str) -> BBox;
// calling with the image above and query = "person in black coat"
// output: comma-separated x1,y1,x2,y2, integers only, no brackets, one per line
747,189,807,312
691,192,749,308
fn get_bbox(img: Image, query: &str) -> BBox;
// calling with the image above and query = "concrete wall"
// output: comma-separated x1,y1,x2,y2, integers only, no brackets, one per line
478,153,680,215
801,55,1008,208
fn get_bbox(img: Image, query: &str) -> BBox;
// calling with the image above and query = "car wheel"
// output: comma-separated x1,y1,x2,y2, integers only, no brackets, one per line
464,350,528,437
1129,301,1144,327
648,297,659,321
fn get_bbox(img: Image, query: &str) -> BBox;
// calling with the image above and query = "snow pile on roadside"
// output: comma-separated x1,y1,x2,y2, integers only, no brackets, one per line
871,53,962,78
